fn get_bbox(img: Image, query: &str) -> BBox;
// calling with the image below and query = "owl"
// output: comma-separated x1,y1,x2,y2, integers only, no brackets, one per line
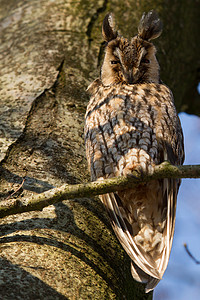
84,11,184,292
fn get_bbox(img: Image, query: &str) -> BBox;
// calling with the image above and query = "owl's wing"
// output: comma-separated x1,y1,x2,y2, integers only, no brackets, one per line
100,192,162,280
146,106,184,290
145,177,179,292
87,78,102,95
101,176,179,292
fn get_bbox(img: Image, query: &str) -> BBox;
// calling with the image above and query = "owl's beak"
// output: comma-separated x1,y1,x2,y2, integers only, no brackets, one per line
124,68,138,84
124,69,134,84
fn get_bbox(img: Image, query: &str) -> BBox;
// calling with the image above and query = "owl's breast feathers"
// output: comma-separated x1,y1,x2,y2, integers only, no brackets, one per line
84,80,184,292
85,81,184,178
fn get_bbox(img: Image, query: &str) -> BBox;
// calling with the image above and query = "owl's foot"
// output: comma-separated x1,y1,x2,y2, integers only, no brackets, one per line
125,166,145,181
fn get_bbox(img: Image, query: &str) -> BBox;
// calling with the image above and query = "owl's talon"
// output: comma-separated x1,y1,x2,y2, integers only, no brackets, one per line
126,173,140,180
127,167,145,181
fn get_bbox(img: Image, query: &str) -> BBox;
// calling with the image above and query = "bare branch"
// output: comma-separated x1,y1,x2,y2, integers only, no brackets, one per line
0,162,200,219
184,243,200,264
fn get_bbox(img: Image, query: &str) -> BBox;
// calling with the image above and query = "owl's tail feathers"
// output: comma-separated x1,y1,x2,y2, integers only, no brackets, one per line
131,261,160,293
145,278,160,293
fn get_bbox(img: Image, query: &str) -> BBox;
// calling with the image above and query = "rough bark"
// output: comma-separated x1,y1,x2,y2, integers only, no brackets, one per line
0,0,199,299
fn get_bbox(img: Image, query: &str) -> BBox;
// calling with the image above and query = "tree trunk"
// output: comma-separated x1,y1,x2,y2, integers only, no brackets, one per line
0,0,199,299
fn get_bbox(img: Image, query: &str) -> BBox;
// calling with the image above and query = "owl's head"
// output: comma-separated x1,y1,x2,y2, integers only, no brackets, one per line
101,11,163,86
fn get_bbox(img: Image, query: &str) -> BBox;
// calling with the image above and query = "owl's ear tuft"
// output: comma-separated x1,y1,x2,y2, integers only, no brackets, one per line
138,10,162,41
102,13,118,42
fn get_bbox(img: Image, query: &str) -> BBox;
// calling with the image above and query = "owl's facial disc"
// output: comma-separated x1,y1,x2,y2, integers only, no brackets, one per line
101,35,159,85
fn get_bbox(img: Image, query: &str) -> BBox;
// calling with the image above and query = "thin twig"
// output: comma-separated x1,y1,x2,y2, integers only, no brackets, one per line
5,178,25,201
184,243,200,264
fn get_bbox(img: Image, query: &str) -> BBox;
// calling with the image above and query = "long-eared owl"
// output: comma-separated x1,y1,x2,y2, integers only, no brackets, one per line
84,11,184,292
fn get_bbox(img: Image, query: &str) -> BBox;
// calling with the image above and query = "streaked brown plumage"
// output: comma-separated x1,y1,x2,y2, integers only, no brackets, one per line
84,11,184,292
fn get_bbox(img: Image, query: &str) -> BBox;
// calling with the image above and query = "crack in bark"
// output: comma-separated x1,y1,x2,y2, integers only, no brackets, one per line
0,59,65,167
86,0,108,43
